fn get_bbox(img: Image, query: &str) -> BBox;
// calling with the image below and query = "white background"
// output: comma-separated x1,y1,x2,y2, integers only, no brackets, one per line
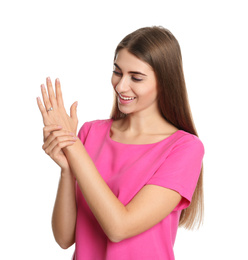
1,0,247,259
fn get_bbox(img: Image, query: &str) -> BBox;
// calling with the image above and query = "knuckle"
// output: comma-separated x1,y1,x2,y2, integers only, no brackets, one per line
43,126,50,133
55,136,61,142
50,132,57,138
45,101,50,108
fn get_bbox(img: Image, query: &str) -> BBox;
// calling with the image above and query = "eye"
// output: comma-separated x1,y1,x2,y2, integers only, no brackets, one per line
113,71,122,77
131,76,143,82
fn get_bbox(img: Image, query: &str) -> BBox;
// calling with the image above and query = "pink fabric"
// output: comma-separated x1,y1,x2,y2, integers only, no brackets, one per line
73,119,204,260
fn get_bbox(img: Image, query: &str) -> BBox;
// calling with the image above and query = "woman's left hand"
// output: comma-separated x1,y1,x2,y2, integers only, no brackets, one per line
37,77,78,134
42,126,78,170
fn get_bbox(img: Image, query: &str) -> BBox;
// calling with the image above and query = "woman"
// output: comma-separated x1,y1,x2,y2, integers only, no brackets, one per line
37,26,204,260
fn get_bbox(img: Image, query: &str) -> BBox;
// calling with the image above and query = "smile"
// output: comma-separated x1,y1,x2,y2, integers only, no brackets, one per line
119,93,136,100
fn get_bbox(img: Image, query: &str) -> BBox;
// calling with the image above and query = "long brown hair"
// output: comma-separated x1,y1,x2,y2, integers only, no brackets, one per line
110,26,204,230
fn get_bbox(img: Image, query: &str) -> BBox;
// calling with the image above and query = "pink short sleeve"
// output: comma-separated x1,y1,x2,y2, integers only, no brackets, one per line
146,135,204,210
77,121,92,144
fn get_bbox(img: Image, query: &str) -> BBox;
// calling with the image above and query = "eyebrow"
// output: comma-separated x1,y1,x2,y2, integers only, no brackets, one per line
114,63,147,76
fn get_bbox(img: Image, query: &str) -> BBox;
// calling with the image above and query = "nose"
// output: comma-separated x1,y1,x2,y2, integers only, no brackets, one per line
114,76,130,94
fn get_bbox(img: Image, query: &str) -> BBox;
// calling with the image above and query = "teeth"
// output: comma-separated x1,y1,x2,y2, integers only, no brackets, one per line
119,94,135,100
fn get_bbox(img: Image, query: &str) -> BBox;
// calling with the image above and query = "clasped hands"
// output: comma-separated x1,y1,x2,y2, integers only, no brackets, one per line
37,77,78,170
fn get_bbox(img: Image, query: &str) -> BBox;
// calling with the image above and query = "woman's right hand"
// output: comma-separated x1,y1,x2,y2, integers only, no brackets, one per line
42,125,78,170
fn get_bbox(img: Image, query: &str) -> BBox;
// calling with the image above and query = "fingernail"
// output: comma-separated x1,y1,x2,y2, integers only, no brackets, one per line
47,77,51,81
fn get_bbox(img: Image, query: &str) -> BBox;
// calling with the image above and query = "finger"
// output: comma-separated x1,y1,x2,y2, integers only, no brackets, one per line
43,135,77,154
43,136,76,154
70,101,78,121
46,77,57,108
55,78,64,107
51,141,76,157
37,96,51,126
37,97,47,118
41,84,52,111
43,125,62,141
43,130,73,149
43,130,76,150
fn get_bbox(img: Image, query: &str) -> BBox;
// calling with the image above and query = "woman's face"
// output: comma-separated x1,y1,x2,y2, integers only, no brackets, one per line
111,49,159,116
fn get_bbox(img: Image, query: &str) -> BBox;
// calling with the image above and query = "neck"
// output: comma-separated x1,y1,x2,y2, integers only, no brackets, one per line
120,112,168,135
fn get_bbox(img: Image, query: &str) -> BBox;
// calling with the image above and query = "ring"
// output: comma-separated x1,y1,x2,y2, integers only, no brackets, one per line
47,107,53,112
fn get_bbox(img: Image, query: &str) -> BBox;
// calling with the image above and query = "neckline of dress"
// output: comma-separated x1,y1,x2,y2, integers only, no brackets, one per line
107,119,183,146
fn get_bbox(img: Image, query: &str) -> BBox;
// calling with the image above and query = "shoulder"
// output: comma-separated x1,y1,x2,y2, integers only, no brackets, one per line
79,119,112,131
170,130,205,157
78,119,112,140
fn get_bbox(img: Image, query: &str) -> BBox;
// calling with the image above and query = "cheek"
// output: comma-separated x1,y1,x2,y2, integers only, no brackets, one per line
111,76,118,89
139,85,158,100
147,82,158,99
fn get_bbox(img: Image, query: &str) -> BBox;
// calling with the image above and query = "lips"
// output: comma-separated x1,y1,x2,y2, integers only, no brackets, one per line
118,93,136,101
118,94,136,105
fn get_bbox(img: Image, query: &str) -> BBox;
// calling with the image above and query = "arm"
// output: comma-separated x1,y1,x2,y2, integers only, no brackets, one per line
41,125,78,249
63,140,181,242
37,78,79,249
37,78,181,242
52,167,77,249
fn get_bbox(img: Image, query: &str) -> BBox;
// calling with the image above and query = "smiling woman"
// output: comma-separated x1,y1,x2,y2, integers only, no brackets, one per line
37,26,204,260
111,49,158,115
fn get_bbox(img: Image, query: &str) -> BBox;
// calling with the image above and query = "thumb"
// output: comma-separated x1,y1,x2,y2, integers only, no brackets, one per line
70,101,78,121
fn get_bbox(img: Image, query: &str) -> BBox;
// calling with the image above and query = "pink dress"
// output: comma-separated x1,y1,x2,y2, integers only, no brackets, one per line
73,119,204,260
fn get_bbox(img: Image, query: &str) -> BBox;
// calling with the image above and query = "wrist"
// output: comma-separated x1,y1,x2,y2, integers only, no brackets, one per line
63,138,81,154
61,167,72,177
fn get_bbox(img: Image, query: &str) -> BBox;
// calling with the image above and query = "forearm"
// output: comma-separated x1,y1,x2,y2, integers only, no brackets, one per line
61,137,182,244
52,168,77,249
64,141,127,242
